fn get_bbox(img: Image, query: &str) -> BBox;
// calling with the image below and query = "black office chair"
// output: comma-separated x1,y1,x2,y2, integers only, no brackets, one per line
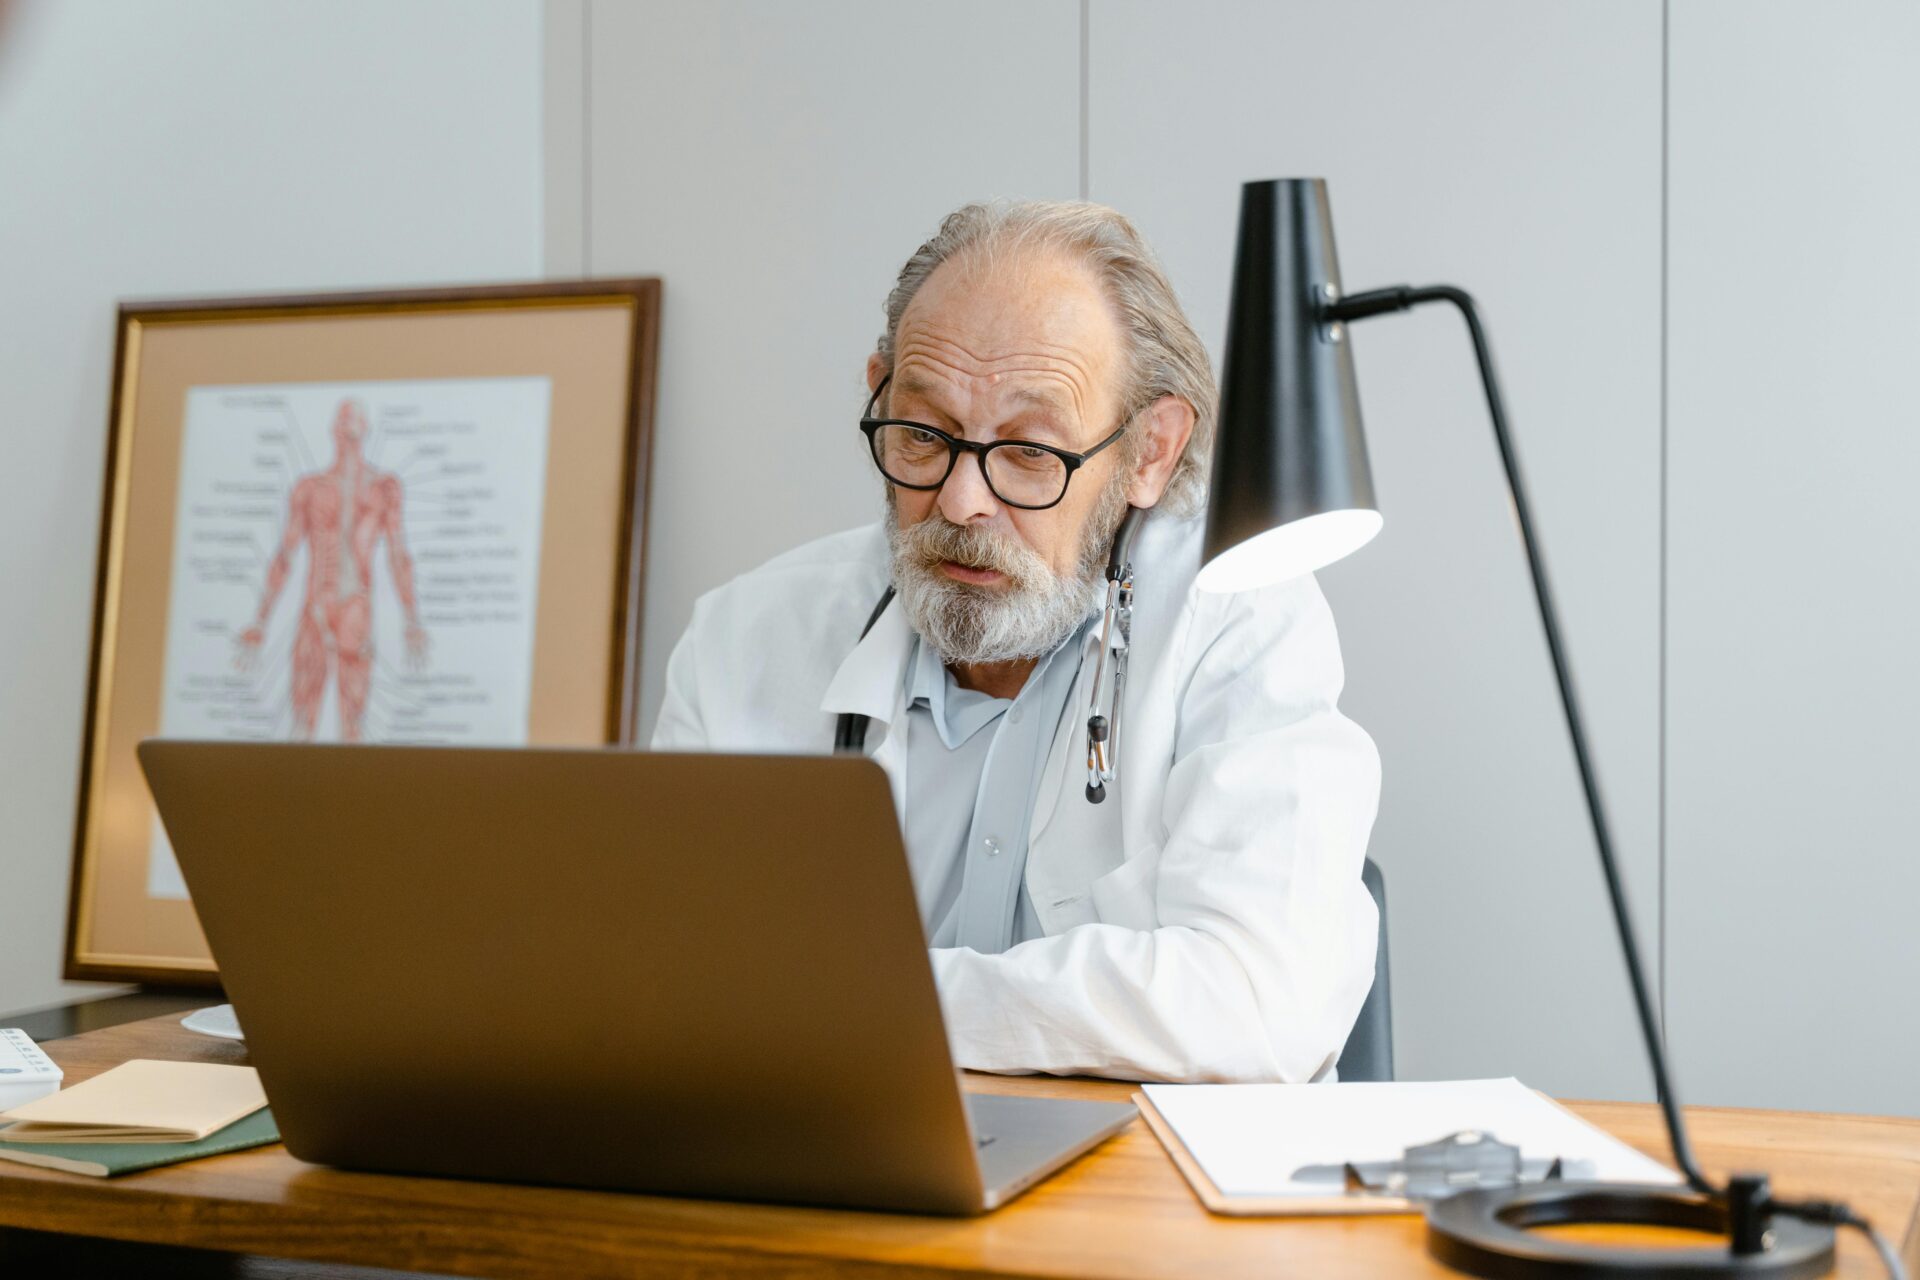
1334,858,1394,1081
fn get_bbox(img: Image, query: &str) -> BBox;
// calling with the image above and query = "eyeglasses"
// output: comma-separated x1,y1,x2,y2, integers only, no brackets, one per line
858,376,1129,511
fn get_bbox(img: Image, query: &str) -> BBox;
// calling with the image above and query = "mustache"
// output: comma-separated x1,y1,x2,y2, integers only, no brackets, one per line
895,515,1051,588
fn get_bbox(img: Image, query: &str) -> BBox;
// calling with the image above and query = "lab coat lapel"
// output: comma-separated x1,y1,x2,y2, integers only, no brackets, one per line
819,595,914,817
820,588,1109,875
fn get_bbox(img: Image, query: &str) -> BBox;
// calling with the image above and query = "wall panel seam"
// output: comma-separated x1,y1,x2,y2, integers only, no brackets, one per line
1078,0,1090,200
1657,0,1670,1044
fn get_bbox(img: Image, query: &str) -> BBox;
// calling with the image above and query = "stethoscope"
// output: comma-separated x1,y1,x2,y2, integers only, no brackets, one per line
833,505,1148,806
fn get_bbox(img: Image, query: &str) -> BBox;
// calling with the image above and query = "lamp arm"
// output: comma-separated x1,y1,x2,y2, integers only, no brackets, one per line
1327,284,1715,1198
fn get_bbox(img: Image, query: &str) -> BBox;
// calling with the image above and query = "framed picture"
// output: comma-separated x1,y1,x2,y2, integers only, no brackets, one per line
65,279,661,985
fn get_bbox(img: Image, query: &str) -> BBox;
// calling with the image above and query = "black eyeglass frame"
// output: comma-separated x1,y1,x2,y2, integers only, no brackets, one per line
859,375,1130,511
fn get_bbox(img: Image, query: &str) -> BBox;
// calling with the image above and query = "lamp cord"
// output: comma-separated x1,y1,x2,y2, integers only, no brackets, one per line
1330,285,1906,1279
1849,1215,1909,1280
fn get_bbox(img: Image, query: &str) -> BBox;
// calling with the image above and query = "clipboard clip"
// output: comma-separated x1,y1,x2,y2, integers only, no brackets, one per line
1299,1130,1597,1203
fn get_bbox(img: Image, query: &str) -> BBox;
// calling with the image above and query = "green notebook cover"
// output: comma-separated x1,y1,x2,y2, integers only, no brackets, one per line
0,1107,280,1177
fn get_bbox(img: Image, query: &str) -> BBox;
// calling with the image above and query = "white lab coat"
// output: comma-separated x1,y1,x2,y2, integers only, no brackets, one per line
652,511,1381,1083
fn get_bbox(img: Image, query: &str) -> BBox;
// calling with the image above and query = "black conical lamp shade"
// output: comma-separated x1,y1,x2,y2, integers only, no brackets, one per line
1197,178,1383,593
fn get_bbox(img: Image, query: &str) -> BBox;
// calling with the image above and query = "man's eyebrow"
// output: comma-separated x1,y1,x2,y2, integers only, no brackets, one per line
1005,385,1074,418
892,371,945,406
890,372,1076,436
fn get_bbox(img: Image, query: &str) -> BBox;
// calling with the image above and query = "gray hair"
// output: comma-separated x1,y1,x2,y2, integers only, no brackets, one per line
875,200,1216,518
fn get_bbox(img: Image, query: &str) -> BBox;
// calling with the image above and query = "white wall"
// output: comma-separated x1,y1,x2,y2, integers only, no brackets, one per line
1665,0,1920,1117
0,0,545,1018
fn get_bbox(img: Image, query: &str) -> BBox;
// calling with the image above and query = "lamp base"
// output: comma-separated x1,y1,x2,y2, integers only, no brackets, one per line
1426,1182,1835,1279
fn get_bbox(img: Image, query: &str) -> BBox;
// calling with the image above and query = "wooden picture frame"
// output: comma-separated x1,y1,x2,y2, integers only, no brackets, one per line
65,280,661,985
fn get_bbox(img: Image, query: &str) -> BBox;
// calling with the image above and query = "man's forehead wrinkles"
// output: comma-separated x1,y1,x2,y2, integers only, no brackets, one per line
892,343,1096,412
892,352,1089,420
900,327,1100,381
894,349,1088,388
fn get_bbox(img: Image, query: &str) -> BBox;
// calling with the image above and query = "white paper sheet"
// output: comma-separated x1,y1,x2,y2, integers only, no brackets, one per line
1142,1077,1679,1198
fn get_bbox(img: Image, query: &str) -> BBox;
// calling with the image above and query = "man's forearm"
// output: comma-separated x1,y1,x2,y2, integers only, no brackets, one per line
930,920,1356,1084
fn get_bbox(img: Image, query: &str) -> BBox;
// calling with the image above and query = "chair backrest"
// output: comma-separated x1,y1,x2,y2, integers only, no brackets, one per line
1335,858,1394,1082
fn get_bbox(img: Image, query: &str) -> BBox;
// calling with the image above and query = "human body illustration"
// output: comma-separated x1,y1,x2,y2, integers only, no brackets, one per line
238,399,428,741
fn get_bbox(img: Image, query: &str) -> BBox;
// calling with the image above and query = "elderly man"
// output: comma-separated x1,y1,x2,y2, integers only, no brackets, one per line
654,201,1380,1083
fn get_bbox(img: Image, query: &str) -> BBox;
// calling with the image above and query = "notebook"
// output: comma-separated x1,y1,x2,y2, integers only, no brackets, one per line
1136,1077,1680,1216
0,1107,280,1177
0,1059,267,1144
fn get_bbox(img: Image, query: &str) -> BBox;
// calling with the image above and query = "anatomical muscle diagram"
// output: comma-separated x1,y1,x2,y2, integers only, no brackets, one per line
235,398,429,743
148,378,552,897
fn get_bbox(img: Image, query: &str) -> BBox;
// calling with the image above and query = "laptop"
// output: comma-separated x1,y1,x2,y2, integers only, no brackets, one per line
137,743,1136,1214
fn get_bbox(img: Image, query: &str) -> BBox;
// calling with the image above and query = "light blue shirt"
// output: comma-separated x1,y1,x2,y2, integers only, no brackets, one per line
900,622,1090,953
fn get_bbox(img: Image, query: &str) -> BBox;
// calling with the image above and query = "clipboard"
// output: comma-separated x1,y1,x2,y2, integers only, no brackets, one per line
1135,1078,1676,1219
1134,1090,1415,1216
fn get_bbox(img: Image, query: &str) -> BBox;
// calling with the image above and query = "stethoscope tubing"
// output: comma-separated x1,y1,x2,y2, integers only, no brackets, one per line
832,508,1149,806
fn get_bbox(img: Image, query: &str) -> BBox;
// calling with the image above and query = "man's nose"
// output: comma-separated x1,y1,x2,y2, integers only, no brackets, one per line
936,449,1000,525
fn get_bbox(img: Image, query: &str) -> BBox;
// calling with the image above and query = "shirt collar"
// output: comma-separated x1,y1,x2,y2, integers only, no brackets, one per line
907,611,1100,749
907,635,1009,750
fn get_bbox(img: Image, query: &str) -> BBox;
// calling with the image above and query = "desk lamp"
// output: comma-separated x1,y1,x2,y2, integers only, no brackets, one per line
1202,178,1901,1280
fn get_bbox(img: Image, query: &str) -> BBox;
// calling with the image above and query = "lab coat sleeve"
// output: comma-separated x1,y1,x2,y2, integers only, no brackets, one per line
929,576,1382,1083
651,595,712,750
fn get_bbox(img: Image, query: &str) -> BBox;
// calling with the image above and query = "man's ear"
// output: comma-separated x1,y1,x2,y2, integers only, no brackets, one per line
866,353,888,399
1125,394,1197,508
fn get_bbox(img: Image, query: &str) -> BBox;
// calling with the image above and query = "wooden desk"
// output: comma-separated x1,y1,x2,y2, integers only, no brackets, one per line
2,1014,1915,1279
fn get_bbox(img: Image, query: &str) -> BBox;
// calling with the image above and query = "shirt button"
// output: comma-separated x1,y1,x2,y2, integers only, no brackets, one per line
1009,706,1024,725
983,836,1001,857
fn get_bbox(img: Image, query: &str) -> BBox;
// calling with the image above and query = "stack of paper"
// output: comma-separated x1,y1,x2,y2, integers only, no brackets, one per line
0,1059,265,1144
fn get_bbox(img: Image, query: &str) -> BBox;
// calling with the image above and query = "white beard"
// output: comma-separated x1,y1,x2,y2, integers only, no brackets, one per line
885,479,1126,666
